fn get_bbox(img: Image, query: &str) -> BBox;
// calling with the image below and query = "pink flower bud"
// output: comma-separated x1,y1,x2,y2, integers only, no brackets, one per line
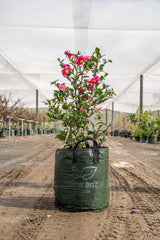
88,83,93,88
80,88,86,92
64,50,73,59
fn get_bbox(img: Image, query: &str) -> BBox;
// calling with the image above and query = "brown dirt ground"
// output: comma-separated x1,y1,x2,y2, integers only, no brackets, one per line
0,134,159,240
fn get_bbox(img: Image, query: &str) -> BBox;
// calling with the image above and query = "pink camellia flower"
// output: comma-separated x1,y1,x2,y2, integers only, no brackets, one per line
94,106,102,110
58,83,67,90
90,76,100,84
62,66,72,77
62,63,71,68
80,108,85,112
76,56,86,65
80,88,86,92
88,83,93,88
54,96,57,100
64,50,73,59
85,56,92,61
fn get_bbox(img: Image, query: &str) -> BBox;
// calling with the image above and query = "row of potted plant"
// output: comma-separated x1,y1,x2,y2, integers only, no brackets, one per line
111,111,160,143
0,122,60,138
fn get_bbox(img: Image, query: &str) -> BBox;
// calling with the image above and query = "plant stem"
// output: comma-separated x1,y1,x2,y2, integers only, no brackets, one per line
94,55,100,76
68,107,73,148
74,57,78,110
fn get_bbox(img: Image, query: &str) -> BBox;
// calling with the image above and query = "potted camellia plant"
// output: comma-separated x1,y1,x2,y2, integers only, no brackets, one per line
47,47,115,211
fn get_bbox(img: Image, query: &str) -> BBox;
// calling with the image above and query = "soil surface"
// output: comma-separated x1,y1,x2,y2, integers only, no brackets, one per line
0,134,159,240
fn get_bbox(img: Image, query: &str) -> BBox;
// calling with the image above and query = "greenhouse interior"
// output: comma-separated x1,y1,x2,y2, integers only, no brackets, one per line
0,1,160,240
0,0,160,141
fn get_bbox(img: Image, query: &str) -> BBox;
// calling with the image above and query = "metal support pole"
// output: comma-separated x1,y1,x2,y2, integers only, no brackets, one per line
106,108,108,125
34,121,39,135
112,102,114,123
7,116,13,138
111,102,114,134
30,122,31,135
19,118,25,136
41,122,43,134
9,118,11,138
140,75,143,113
26,120,33,136
36,89,38,117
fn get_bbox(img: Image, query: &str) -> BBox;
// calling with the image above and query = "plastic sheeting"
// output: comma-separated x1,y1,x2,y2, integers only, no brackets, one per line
0,0,160,112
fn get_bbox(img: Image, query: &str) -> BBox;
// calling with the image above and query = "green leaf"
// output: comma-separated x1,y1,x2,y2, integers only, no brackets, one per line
47,99,51,105
62,103,68,110
56,130,67,141
97,88,102,95
58,96,64,103
89,120,95,129
51,80,58,85
99,64,104,71
95,47,100,55
92,56,98,62
103,59,107,64
104,72,109,77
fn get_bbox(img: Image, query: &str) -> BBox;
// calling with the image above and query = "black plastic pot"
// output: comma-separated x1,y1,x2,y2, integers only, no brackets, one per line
135,136,140,142
15,129,20,136
114,130,119,136
148,136,155,144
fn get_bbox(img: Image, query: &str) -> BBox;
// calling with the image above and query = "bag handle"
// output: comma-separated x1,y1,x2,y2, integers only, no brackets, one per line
73,136,99,164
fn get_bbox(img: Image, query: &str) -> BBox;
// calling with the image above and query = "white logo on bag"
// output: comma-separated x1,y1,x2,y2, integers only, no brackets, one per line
80,166,97,180
72,166,97,181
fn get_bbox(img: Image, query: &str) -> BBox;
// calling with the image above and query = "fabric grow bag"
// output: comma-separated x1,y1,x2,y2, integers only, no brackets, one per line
54,136,109,211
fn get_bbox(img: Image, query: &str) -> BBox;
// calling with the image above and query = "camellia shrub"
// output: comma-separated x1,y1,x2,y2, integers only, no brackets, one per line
47,48,115,148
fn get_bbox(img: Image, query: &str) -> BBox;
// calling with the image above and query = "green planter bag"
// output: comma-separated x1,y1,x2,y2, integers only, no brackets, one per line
54,136,109,211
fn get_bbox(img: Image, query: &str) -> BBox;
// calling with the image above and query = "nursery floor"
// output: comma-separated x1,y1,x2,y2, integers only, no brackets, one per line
0,134,160,240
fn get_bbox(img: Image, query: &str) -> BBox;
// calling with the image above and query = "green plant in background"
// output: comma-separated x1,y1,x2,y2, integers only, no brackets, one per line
130,122,139,138
128,111,159,142
156,117,160,141
139,111,157,140
46,122,51,130
47,47,115,148
128,112,139,124
116,117,124,133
